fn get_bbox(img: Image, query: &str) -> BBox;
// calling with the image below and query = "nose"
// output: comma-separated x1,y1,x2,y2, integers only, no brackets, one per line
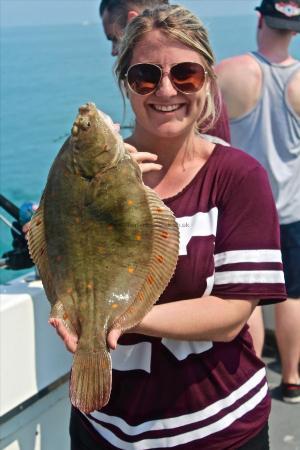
155,73,178,97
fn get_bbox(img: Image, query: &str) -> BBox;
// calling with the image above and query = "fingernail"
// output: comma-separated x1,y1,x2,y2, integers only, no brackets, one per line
49,319,57,328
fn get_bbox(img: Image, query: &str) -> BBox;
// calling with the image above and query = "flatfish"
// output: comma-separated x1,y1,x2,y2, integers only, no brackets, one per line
28,102,179,413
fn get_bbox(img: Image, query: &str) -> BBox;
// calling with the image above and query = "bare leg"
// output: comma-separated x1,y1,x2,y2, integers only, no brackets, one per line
275,299,300,384
247,306,265,359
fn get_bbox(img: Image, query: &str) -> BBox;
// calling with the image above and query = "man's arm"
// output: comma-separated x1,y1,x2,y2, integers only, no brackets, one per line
286,68,300,116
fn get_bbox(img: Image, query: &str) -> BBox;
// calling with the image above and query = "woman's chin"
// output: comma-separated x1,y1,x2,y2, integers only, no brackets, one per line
151,121,192,139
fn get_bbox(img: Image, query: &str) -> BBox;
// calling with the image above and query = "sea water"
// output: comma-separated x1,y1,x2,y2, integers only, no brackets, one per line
1,13,299,284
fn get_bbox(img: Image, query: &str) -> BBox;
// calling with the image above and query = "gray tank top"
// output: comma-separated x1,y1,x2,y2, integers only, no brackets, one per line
230,51,300,224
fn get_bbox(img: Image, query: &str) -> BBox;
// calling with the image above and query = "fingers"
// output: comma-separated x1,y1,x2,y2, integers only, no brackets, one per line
140,163,163,173
49,318,78,353
127,150,163,174
107,327,123,350
124,143,138,153
132,152,158,163
49,318,123,352
22,222,31,234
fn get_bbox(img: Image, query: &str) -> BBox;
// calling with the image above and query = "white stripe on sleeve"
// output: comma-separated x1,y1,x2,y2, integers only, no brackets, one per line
214,249,282,267
214,270,285,285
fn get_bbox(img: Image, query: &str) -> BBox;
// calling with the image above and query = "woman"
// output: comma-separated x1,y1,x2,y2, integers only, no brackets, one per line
53,5,286,449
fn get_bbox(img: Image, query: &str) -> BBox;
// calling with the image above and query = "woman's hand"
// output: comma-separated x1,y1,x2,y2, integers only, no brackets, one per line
49,318,123,353
49,318,78,353
107,327,123,350
124,143,162,174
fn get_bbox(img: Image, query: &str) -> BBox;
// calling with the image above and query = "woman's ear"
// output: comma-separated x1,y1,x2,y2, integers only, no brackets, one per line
127,10,139,23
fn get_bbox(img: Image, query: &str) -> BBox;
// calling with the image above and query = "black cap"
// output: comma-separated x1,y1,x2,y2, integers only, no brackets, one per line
255,0,300,32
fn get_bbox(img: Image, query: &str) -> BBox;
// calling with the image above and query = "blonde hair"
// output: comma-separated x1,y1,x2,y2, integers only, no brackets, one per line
115,4,219,133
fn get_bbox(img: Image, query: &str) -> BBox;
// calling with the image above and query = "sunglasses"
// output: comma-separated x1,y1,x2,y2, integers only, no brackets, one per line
125,62,207,96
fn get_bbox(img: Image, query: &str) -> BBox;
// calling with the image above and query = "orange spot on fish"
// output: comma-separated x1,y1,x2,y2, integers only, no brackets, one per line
127,199,134,206
128,266,135,273
156,255,164,263
87,283,93,289
156,207,163,213
135,234,142,241
63,312,68,320
138,292,144,301
112,303,118,309
161,231,169,239
36,219,42,226
147,274,154,285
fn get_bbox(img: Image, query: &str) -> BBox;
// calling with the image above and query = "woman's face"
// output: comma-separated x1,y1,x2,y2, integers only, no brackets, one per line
127,29,208,140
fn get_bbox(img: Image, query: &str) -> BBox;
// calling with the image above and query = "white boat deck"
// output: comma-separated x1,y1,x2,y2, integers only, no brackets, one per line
0,273,71,450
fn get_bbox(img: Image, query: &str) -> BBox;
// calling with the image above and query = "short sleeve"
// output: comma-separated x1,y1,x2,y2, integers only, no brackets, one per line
212,163,286,304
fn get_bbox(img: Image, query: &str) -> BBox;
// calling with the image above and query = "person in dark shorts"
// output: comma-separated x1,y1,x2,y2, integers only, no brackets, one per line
52,5,286,448
216,0,300,403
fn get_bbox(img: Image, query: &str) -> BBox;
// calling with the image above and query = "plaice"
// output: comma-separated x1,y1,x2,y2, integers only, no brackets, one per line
28,102,179,413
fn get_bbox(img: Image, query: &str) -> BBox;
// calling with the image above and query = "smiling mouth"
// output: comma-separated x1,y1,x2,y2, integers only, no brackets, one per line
150,104,184,113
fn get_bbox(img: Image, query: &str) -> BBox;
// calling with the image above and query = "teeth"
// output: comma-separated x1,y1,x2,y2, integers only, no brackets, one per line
152,104,181,112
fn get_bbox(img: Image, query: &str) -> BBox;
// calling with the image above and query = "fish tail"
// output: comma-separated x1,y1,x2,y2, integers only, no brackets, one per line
70,349,112,413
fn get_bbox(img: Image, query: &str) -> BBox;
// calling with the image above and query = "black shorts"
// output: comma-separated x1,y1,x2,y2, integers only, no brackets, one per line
280,221,300,298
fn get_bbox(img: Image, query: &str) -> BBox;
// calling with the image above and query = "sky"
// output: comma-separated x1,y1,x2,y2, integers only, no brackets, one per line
0,1,258,28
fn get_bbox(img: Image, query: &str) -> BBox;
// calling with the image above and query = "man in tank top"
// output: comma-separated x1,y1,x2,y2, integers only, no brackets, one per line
216,0,300,403
99,0,231,143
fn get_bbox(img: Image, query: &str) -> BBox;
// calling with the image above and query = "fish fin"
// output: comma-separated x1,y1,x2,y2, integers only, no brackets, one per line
70,349,112,413
50,301,78,336
27,198,57,305
113,186,179,330
28,201,81,335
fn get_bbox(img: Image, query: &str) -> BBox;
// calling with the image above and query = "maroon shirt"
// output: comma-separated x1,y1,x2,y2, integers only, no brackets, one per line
77,145,286,449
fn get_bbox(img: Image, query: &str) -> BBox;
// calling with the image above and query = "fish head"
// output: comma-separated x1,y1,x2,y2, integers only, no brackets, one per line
70,102,123,177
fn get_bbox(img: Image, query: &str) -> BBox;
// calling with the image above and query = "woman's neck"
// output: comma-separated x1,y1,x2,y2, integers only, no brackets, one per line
126,125,198,170
126,125,215,196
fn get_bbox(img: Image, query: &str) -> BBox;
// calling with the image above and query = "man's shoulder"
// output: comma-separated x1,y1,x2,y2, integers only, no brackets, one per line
215,53,260,78
215,54,262,120
216,53,252,68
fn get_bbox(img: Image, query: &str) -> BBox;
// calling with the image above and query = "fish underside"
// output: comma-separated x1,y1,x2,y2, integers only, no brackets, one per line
28,102,179,413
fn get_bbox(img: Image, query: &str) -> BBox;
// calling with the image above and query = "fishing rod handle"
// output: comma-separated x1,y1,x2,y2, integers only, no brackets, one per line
0,194,20,220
